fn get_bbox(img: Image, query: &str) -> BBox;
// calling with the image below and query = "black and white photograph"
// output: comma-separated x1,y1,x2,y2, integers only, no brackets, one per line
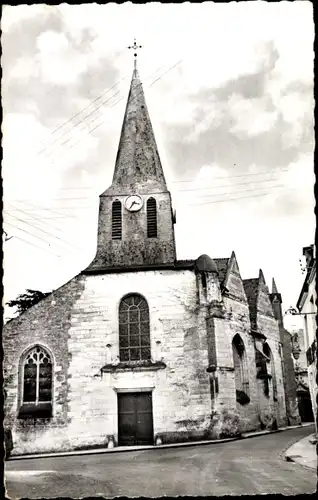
2,2,316,498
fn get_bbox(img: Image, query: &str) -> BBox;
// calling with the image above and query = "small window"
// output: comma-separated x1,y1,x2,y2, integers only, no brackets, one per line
112,200,122,240
201,272,207,291
19,346,53,419
147,198,157,238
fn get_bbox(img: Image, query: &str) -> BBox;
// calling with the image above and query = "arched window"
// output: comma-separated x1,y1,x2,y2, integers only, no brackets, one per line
147,197,157,238
119,294,151,362
263,342,277,400
232,334,250,404
112,200,122,240
19,345,53,418
201,272,207,290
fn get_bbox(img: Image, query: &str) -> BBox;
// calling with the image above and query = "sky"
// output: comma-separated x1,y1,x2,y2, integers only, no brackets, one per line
2,2,315,330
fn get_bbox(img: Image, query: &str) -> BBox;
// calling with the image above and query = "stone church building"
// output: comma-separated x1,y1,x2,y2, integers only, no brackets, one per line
3,63,300,455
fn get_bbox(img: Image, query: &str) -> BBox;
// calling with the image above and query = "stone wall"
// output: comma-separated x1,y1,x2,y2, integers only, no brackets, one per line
4,269,213,454
256,278,287,428
89,191,176,270
4,259,291,455
3,275,86,454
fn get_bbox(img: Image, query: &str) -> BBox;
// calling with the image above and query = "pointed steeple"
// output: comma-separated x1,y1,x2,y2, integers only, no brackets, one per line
105,65,167,196
269,277,283,326
272,278,279,294
86,44,176,272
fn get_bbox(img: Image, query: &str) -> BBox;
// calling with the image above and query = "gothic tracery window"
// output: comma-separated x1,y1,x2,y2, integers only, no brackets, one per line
263,342,277,400
119,294,151,362
19,345,53,418
232,334,250,404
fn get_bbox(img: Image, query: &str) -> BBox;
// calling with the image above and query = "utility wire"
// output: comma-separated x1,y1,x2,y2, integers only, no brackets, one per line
4,185,296,225
6,199,82,219
5,232,61,257
21,166,290,194
3,186,298,260
4,171,290,204
6,203,69,236
172,167,290,185
4,221,61,256
37,62,169,159
36,60,183,164
186,186,297,207
90,60,183,136
4,212,81,252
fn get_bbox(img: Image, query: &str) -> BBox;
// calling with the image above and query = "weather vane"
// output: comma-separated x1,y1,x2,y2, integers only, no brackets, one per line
128,38,142,70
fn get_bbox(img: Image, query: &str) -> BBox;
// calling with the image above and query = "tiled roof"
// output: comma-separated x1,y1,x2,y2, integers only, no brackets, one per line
243,278,259,330
174,260,195,268
214,258,229,285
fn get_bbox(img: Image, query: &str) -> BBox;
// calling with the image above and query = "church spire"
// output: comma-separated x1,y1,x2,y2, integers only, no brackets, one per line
272,278,279,294
86,41,176,272
106,40,167,196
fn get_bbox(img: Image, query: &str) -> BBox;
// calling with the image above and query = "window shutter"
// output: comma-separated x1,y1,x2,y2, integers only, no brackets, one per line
112,201,122,240
147,198,157,238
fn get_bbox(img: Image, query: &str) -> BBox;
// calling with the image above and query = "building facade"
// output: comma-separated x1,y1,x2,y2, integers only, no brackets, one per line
4,65,300,456
290,328,314,423
296,244,317,435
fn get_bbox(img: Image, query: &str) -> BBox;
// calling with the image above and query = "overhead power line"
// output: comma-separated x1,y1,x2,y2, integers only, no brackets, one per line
6,204,68,236
186,186,297,207
3,185,297,260
4,212,81,252
13,166,289,196
35,60,183,165
4,169,291,204
3,220,61,256
37,62,170,161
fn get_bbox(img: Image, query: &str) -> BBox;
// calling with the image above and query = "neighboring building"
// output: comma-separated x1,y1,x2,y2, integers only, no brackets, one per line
4,62,298,455
290,328,314,423
296,244,317,434
269,280,301,426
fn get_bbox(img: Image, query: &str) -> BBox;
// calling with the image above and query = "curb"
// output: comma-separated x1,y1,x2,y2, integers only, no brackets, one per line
7,422,315,462
284,432,317,470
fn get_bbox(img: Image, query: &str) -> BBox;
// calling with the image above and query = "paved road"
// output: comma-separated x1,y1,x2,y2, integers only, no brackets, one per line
5,426,317,498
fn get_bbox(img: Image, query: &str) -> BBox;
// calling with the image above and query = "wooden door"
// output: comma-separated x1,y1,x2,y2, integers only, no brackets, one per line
118,392,153,446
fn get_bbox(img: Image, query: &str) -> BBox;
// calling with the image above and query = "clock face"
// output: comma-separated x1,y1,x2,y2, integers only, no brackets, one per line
125,195,143,212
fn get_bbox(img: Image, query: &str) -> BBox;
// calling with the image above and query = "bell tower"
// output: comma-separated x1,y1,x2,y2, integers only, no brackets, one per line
86,41,176,272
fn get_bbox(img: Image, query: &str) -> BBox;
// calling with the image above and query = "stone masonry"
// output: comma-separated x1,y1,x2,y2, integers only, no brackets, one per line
3,63,298,455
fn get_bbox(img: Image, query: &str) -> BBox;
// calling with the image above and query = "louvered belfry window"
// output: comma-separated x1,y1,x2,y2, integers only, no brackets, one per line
147,197,157,238
119,294,151,362
112,200,122,240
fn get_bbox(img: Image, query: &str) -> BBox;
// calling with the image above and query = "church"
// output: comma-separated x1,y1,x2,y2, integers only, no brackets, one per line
3,56,301,455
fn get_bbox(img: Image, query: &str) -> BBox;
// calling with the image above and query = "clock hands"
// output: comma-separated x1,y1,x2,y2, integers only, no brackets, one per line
129,200,138,209
126,195,143,211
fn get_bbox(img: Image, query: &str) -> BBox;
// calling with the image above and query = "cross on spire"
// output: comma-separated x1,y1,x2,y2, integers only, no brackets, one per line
128,38,142,70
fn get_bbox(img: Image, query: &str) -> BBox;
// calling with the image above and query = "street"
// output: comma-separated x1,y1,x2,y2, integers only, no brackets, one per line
5,426,317,498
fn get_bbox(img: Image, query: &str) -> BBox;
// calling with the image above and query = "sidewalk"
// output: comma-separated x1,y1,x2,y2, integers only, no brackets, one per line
8,422,314,461
285,432,317,470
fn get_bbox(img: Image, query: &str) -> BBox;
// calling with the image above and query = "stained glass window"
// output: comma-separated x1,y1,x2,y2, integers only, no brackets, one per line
22,346,52,404
119,294,151,362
